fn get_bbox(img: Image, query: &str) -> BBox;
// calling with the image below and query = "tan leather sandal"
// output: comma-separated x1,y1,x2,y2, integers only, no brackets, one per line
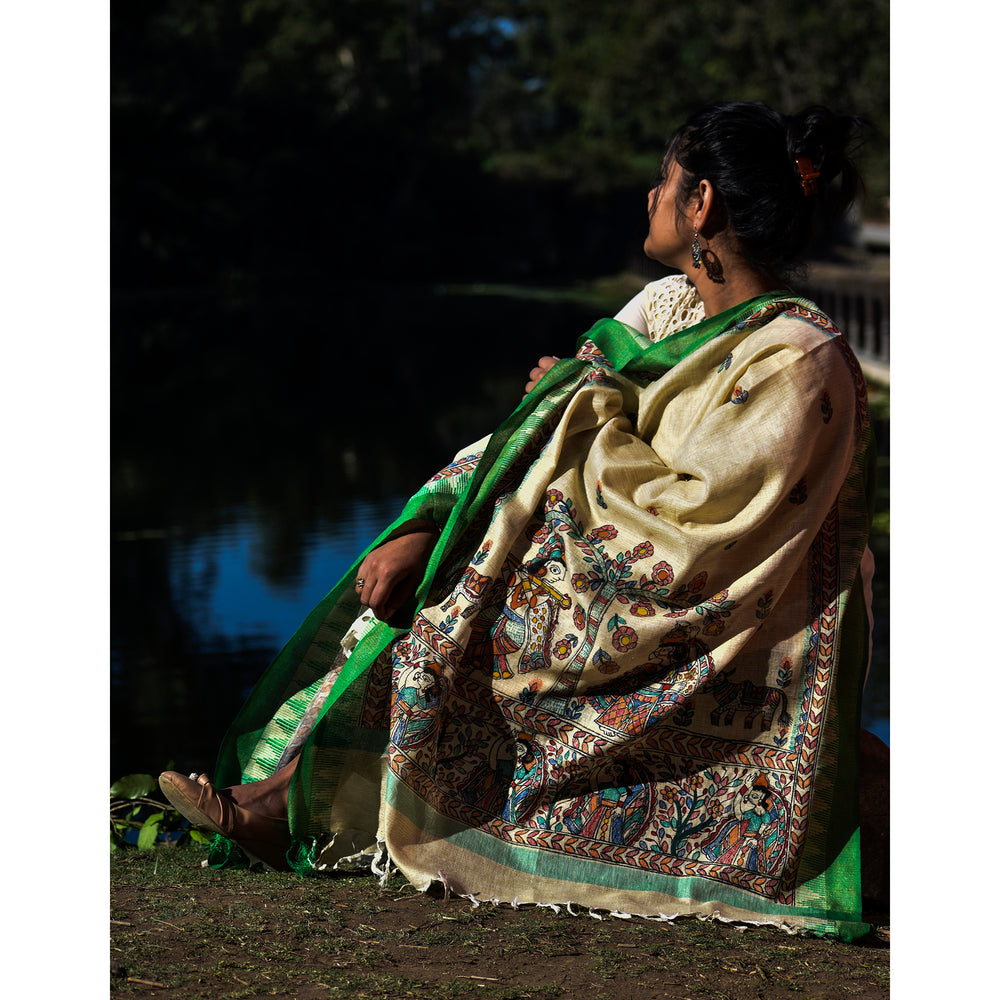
158,771,291,870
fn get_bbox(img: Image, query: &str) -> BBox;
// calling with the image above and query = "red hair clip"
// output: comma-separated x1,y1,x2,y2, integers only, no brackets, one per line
795,156,820,197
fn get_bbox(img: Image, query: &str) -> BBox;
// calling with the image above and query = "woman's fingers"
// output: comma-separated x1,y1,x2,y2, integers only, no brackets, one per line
357,563,403,621
371,569,417,621
523,355,561,396
355,528,438,622
367,570,405,621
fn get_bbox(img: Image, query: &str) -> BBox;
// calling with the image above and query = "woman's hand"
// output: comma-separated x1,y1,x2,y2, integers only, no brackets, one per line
523,356,560,398
355,522,438,622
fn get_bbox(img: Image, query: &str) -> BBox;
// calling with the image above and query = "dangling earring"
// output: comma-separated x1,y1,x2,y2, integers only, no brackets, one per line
691,228,703,269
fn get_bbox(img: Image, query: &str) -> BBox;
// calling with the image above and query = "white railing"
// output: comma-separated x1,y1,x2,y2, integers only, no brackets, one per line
799,272,890,369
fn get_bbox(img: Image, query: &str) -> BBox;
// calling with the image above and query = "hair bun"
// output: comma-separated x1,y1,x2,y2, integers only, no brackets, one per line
784,106,864,207
667,101,866,279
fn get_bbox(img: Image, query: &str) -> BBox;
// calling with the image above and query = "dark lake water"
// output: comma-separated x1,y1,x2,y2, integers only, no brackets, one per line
111,281,889,781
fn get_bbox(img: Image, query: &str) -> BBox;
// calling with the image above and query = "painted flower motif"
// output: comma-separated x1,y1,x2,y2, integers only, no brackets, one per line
650,560,675,586
756,588,774,621
573,604,586,630
777,657,793,688
661,623,690,643
611,625,639,653
645,505,660,516
708,799,723,820
630,540,654,560
731,385,749,404
689,571,708,592
665,786,680,804
821,390,833,424
545,489,564,507
589,524,618,542
702,615,726,636
593,649,619,674
630,601,656,617
571,573,590,593
520,679,541,703
552,635,578,660
674,703,695,727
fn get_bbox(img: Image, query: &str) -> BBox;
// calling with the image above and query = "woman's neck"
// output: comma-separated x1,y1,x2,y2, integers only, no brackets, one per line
693,267,788,319
683,235,788,318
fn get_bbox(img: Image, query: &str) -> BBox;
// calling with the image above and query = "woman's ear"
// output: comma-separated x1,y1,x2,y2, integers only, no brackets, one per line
693,179,719,235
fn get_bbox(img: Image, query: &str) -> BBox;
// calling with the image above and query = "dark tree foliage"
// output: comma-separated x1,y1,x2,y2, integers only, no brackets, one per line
112,0,888,288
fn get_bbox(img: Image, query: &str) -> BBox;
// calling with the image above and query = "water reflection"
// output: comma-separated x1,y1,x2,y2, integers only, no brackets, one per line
111,499,407,779
111,284,889,780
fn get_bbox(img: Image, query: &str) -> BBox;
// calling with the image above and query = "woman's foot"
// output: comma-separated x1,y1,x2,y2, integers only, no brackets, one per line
158,772,292,870
226,757,297,816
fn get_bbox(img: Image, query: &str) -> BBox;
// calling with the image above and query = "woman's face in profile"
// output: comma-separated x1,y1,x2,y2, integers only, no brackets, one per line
644,159,691,270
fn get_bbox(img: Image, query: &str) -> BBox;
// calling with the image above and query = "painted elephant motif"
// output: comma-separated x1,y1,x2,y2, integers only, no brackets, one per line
705,667,792,731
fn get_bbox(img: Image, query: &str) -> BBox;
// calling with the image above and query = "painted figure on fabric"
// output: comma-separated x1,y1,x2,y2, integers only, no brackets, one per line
465,731,535,816
503,735,550,825
489,554,572,678
389,663,440,749
558,759,654,845
699,773,784,874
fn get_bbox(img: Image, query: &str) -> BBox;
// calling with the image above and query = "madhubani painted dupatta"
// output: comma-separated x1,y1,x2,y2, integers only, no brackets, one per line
210,292,875,940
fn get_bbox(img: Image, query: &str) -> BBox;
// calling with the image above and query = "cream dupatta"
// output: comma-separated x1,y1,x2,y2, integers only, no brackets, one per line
212,294,874,939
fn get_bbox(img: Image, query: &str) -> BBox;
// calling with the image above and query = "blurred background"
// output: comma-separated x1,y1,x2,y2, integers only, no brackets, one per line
111,0,889,780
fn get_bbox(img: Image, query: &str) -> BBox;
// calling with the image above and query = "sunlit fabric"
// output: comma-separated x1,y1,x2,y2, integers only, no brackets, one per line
211,287,874,939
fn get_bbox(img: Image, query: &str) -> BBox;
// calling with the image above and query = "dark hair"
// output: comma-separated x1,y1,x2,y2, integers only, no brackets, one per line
665,101,865,278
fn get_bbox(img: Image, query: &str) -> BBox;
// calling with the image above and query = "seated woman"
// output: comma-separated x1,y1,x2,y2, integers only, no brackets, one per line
160,101,880,939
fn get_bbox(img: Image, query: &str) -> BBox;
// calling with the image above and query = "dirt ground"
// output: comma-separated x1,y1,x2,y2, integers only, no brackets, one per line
110,845,889,999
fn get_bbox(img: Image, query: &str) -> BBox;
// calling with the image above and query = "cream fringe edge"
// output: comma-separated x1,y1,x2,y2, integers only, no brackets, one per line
263,834,814,937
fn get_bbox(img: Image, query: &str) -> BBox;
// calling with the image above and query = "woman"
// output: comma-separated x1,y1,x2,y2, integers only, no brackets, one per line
160,101,878,939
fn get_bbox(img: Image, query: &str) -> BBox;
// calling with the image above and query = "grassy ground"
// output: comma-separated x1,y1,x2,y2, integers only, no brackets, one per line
110,845,888,999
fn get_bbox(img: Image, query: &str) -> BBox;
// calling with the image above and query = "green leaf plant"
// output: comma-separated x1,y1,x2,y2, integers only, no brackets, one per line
110,767,210,852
